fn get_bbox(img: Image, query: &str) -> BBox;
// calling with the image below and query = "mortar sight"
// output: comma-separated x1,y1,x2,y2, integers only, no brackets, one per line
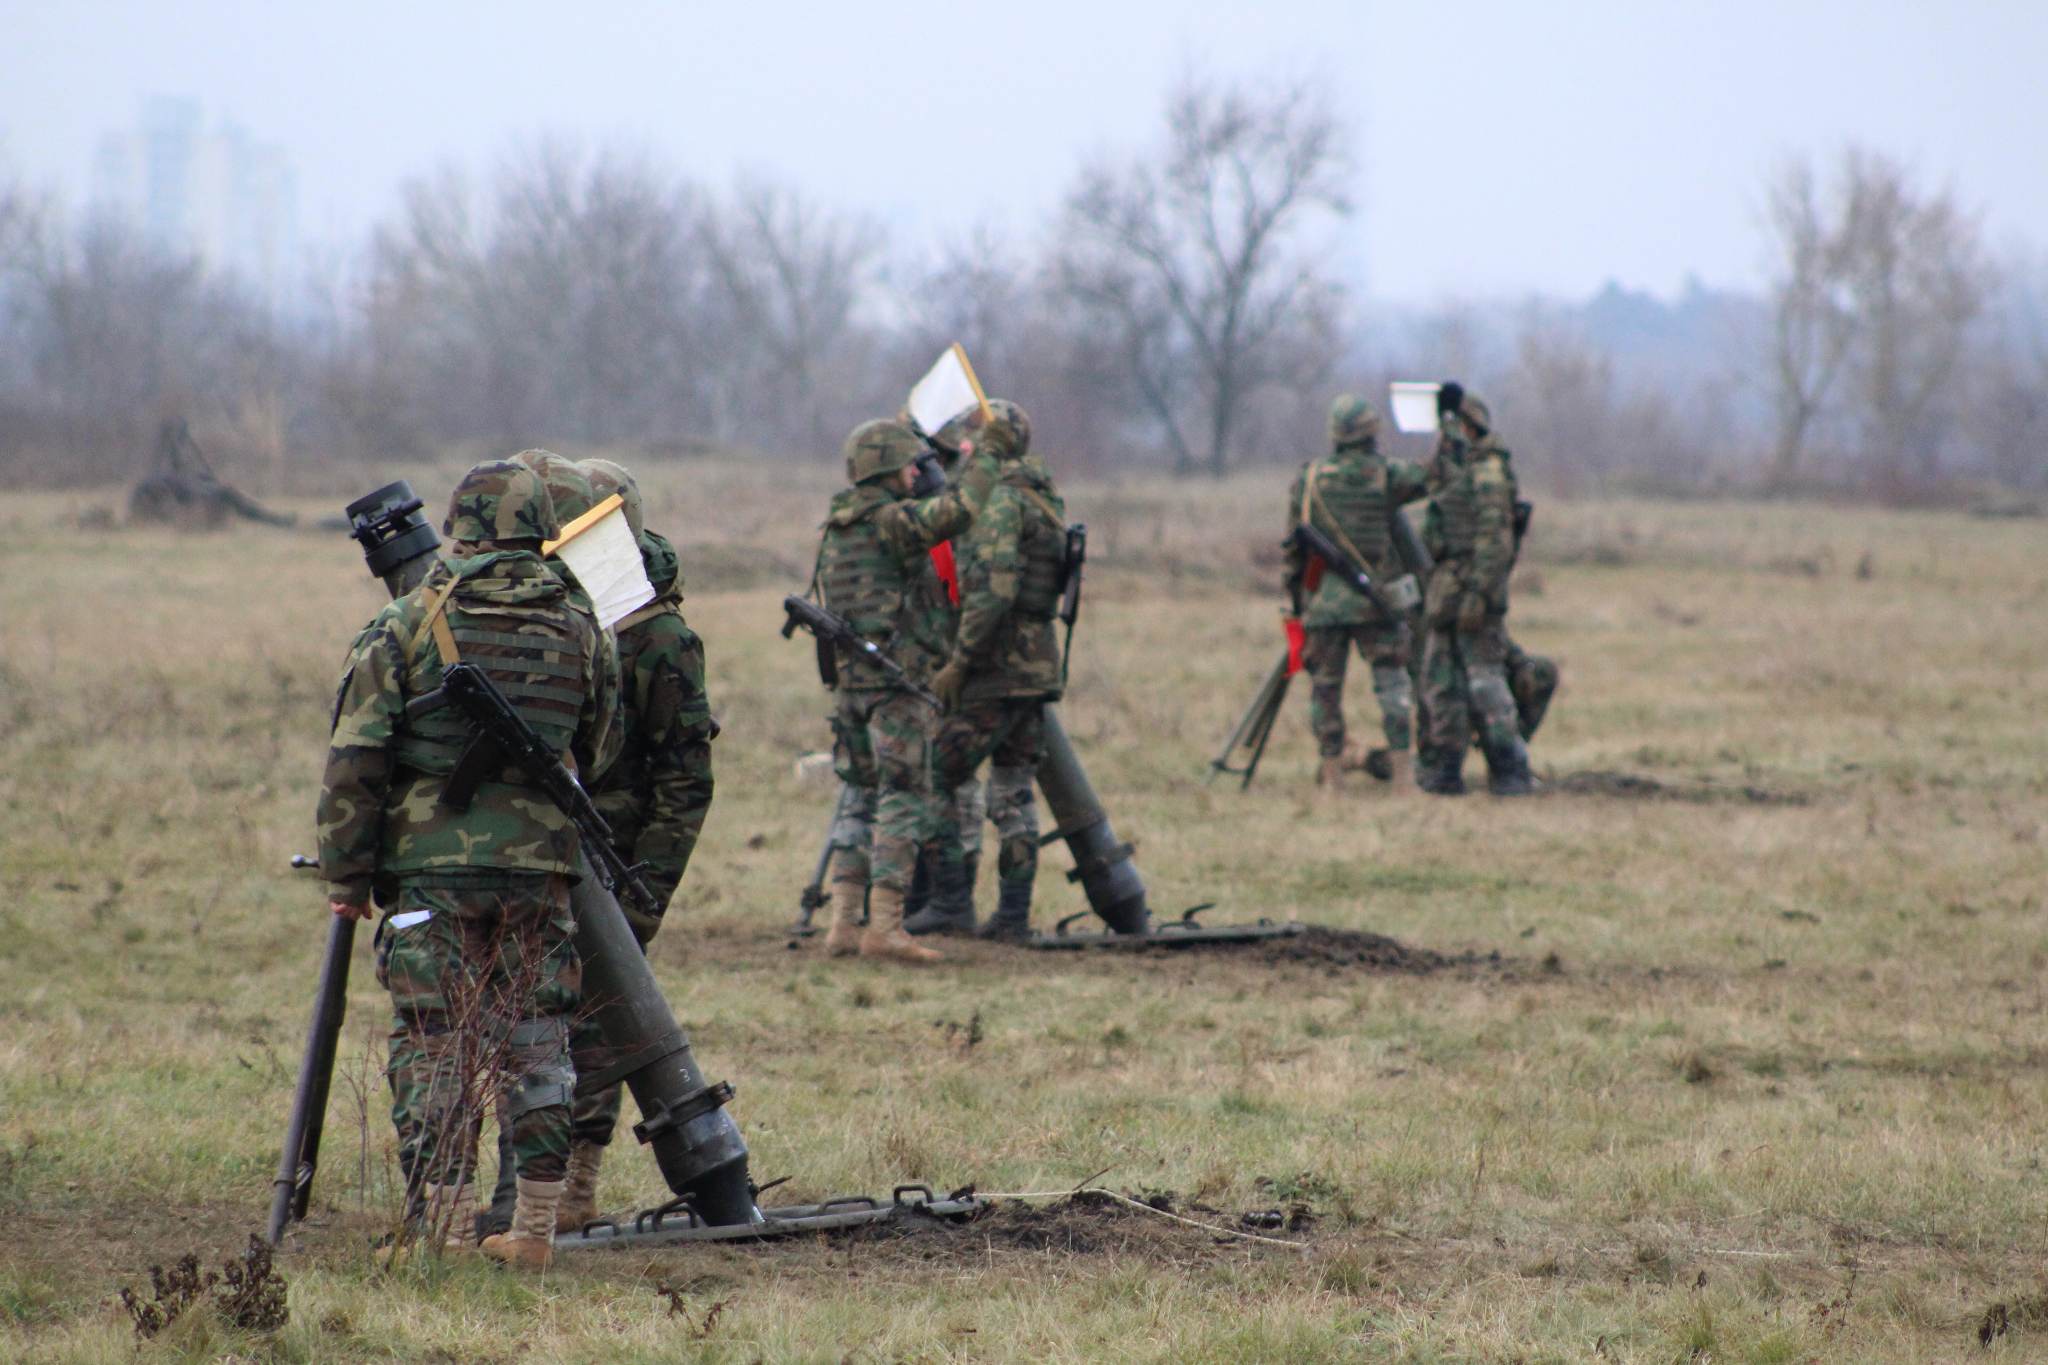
344,481,440,586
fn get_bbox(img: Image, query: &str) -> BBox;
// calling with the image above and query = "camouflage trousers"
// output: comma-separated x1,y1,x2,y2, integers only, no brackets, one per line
933,700,1044,893
376,877,579,1187
826,689,939,894
1419,619,1522,758
1305,623,1413,757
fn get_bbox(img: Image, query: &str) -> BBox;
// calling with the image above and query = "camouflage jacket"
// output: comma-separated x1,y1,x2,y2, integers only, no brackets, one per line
589,530,715,929
951,455,1066,702
316,549,623,903
1423,435,1519,606
1284,446,1426,629
815,451,997,690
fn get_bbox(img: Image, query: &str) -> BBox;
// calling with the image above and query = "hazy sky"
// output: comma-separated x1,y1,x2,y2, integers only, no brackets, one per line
2,0,2041,302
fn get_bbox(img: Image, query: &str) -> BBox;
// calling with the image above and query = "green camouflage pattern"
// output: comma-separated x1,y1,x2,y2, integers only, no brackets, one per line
510,448,599,524
377,878,579,1187
826,689,935,894
442,459,559,545
1506,638,1559,740
950,455,1066,703
1417,408,1522,764
933,700,1043,895
1286,447,1427,629
1327,392,1381,449
317,549,623,904
1306,623,1414,757
580,458,646,539
984,398,1032,458
843,418,926,485
1420,616,1522,758
588,528,714,933
815,449,998,689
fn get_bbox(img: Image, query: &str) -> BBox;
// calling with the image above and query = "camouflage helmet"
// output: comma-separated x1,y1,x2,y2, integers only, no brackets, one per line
579,457,645,539
983,398,1032,457
444,459,559,545
1456,393,1493,437
510,448,598,525
1328,393,1380,450
842,419,924,485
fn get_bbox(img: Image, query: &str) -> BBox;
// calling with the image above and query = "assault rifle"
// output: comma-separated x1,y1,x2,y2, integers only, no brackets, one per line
1057,522,1086,683
781,594,940,707
1288,522,1404,626
407,660,661,924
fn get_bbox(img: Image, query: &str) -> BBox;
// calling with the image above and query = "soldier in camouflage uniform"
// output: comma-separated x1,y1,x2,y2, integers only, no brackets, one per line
813,417,1007,962
542,455,718,1230
318,459,622,1269
910,400,1064,941
1417,390,1534,795
1284,395,1428,795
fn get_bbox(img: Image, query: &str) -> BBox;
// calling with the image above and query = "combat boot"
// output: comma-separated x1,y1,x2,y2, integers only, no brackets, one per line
479,1177,563,1270
904,854,976,936
1484,737,1537,797
860,885,943,963
975,881,1033,943
554,1142,604,1235
1385,749,1418,794
822,881,864,958
1418,748,1467,796
1317,754,1347,794
901,851,932,921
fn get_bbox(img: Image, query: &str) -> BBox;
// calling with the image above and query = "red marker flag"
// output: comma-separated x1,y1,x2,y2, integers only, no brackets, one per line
930,541,960,606
1284,616,1307,676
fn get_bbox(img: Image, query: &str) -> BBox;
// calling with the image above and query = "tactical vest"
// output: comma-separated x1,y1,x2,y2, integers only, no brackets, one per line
1429,444,1511,559
816,492,909,644
393,577,588,774
1304,453,1395,573
1011,481,1067,619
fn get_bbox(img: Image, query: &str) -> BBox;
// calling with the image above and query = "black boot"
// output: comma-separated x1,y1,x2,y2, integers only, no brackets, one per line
1484,737,1536,796
901,849,932,920
904,854,977,935
1417,746,1467,796
975,880,1032,943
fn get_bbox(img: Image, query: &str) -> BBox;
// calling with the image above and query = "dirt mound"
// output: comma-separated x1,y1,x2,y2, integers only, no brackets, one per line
1163,925,1521,977
1545,769,1809,807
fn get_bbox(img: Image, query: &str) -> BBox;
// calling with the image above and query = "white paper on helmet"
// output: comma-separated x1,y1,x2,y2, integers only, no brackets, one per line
907,342,991,436
1389,381,1443,435
543,493,654,631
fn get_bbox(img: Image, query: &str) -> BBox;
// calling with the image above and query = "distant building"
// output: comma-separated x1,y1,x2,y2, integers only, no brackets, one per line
91,95,299,305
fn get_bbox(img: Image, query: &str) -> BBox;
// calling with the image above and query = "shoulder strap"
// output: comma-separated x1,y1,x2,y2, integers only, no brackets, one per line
617,597,679,632
1016,485,1063,528
409,577,461,668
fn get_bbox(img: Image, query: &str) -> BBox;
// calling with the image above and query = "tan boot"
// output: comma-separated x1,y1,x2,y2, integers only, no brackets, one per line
554,1142,603,1235
860,885,942,963
822,881,864,958
479,1176,563,1270
1317,755,1347,793
1386,749,1417,794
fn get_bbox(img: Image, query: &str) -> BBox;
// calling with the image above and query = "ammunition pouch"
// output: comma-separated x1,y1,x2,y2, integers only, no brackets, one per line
1382,573,1421,614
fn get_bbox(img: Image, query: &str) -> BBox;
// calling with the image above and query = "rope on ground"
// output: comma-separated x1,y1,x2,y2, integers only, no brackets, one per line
972,1187,1312,1250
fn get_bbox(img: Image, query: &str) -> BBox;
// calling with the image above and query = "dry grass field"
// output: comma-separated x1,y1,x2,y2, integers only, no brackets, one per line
2,456,2045,1362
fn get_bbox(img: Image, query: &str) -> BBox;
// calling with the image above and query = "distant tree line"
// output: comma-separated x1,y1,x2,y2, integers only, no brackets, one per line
0,78,2040,502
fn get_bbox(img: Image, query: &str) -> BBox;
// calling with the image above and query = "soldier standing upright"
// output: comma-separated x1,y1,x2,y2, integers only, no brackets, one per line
912,399,1065,941
1417,387,1533,795
1285,394,1429,794
544,456,719,1229
813,417,1005,962
316,459,622,1268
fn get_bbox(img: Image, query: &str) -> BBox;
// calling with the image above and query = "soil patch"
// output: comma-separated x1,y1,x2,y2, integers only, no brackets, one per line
1158,925,1529,979
838,1189,1306,1266
1544,769,1810,807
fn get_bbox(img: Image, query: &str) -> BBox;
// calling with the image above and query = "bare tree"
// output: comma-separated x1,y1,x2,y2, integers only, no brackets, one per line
699,179,882,453
1762,148,1990,494
1053,75,1350,476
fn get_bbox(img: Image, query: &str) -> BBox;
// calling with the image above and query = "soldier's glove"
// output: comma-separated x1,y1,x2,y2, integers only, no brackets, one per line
932,657,970,711
1455,590,1488,635
1436,381,1465,417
